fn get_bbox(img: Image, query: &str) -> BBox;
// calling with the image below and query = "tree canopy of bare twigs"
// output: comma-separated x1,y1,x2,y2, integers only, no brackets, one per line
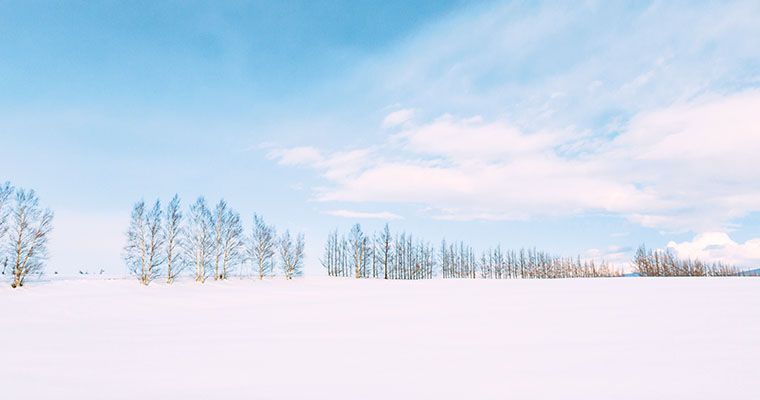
5,188,54,288
187,197,213,282
633,245,744,277
249,214,276,280
279,230,304,280
123,200,163,285
164,194,184,283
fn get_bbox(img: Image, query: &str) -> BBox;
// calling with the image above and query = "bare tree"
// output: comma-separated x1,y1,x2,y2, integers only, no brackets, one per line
164,195,184,283
124,201,147,283
124,199,162,285
187,197,213,282
0,182,12,239
7,189,54,288
250,214,276,280
279,230,304,280
0,182,13,276
212,199,228,280
349,223,367,278
219,208,244,280
378,224,393,279
144,200,164,283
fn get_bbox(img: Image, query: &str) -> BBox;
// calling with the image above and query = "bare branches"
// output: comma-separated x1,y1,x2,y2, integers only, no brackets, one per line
219,206,244,280
0,182,13,276
145,200,164,283
165,195,184,283
123,194,292,284
0,182,13,243
212,199,228,280
279,230,304,280
124,199,162,285
7,189,54,288
250,214,276,280
349,224,368,279
188,197,213,283
633,245,743,277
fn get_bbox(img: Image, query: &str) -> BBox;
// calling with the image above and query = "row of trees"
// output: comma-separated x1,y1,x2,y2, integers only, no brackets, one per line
0,182,54,288
123,195,304,285
322,224,435,279
442,245,620,279
321,224,622,280
633,245,748,277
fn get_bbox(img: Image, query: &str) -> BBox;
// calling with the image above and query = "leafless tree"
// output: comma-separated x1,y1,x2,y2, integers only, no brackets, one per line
212,200,228,280
7,189,54,288
164,194,184,283
124,201,147,283
279,230,304,280
124,199,162,285
0,182,13,275
378,224,393,279
144,200,164,283
250,214,276,279
219,207,244,280
187,197,213,282
349,223,368,278
0,182,12,240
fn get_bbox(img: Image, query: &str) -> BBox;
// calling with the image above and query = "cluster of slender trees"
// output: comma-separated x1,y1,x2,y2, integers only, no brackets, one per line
322,224,622,280
123,195,304,285
442,245,621,279
322,224,435,279
0,181,54,288
633,245,749,277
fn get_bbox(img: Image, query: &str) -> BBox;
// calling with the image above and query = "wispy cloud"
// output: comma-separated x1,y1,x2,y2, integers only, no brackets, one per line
270,89,760,231
382,108,415,128
324,210,403,220
266,0,760,235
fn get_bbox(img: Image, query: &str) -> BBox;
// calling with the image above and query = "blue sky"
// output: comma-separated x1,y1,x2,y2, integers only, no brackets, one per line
2,1,760,274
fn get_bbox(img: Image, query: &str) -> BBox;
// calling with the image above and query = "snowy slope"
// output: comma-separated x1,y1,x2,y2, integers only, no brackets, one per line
1,277,758,399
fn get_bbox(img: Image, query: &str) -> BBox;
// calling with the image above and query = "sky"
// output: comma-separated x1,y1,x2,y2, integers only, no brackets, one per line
1,0,760,275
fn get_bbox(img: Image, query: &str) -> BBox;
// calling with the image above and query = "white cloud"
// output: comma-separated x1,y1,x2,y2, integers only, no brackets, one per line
266,146,324,166
269,89,760,231
667,232,760,269
382,108,416,128
325,210,403,220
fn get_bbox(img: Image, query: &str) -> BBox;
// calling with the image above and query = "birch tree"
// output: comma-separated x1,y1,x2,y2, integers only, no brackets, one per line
249,214,276,279
279,230,304,280
7,189,54,288
187,197,213,282
378,224,393,279
144,200,164,283
124,199,162,285
0,182,12,242
164,194,184,283
349,223,367,278
212,199,228,280
219,207,244,280
0,182,12,275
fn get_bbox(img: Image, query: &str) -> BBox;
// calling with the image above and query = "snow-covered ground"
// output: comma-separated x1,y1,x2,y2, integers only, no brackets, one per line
1,277,758,399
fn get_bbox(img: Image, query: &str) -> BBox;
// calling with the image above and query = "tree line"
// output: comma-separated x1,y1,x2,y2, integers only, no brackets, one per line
321,223,622,280
0,181,54,288
633,245,752,277
123,195,304,285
